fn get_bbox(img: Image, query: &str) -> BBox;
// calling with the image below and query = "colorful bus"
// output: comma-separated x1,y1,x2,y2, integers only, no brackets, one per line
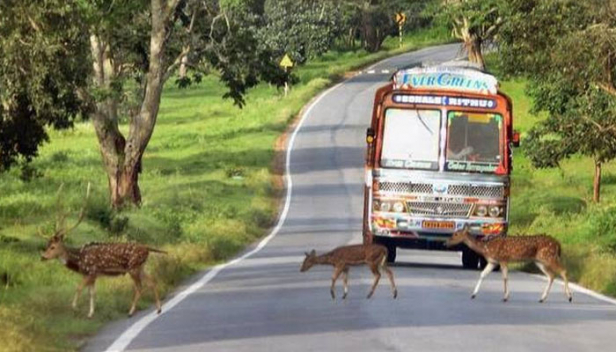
363,64,519,268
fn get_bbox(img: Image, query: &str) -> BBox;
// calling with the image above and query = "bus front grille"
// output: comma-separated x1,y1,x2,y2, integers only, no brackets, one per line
447,185,504,198
407,202,473,218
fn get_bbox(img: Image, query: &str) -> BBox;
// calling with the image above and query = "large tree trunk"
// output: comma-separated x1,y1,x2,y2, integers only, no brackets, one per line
594,160,602,203
467,36,485,70
90,0,177,208
453,17,486,70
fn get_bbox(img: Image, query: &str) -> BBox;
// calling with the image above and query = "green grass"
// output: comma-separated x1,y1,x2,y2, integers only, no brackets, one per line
494,62,616,296
0,27,451,352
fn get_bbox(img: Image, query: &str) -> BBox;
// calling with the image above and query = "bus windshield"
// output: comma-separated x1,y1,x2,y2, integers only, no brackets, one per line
446,111,503,173
380,109,441,170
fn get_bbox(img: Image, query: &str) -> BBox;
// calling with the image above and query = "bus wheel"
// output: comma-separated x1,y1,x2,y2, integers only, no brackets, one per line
462,247,479,269
385,244,397,263
374,237,397,263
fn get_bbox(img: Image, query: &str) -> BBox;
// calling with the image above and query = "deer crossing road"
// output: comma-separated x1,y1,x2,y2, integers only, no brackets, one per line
87,44,616,352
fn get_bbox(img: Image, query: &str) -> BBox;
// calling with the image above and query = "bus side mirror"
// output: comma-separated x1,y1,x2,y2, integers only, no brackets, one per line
366,128,375,144
512,130,520,147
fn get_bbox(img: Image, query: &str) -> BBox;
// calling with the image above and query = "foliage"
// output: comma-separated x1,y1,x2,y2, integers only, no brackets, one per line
258,0,341,64
0,0,90,172
497,0,616,202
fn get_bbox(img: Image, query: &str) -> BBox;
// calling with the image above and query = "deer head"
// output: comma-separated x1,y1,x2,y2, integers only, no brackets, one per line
40,183,91,261
445,225,471,248
300,250,317,272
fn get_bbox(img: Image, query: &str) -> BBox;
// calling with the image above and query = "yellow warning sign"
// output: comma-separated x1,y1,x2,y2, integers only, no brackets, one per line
395,13,406,25
279,54,294,68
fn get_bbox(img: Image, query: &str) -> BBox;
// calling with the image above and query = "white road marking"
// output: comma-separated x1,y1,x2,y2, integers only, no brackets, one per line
103,83,344,352
531,274,616,306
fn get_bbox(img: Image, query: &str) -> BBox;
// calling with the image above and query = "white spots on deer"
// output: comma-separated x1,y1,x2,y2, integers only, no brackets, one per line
446,226,573,303
39,183,165,318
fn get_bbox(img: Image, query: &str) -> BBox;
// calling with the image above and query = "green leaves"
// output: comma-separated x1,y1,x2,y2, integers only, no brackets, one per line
0,0,90,171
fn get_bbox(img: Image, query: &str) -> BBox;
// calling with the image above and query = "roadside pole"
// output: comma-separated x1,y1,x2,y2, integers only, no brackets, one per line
395,13,406,49
279,54,294,97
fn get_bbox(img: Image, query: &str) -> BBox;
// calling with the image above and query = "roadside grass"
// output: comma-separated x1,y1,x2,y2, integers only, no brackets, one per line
493,61,616,297
0,27,451,351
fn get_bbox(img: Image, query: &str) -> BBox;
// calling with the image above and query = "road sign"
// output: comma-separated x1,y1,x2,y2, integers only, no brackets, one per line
279,54,294,69
395,12,406,25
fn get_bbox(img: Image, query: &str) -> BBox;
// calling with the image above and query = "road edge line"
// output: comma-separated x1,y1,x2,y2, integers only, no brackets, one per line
530,274,616,306
103,82,344,352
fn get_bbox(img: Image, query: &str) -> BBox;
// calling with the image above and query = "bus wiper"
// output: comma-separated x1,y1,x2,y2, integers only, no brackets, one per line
417,110,434,135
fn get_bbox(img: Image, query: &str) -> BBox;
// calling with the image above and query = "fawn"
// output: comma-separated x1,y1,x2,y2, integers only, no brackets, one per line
300,244,397,300
40,183,165,318
446,226,572,303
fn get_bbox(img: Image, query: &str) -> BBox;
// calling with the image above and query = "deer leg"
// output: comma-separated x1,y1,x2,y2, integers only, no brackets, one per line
367,263,381,299
87,278,97,319
500,263,509,302
331,267,343,300
560,270,573,303
129,270,143,317
472,262,496,299
381,257,397,299
72,276,89,311
143,271,162,314
342,268,350,300
550,261,573,303
536,262,554,303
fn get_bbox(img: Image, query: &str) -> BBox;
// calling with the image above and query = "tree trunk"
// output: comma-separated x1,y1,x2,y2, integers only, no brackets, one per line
468,37,485,70
594,160,602,203
89,0,177,208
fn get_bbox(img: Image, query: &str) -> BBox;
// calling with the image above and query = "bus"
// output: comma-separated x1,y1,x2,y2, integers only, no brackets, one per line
363,64,519,269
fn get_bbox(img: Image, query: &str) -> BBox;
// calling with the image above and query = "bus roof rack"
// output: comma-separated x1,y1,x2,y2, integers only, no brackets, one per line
424,59,485,72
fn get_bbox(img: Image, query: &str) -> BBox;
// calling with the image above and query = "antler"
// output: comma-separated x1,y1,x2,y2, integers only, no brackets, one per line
57,182,91,238
36,227,50,239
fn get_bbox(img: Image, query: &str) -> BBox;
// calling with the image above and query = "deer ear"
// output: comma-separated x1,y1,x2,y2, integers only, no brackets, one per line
310,249,316,256
304,251,309,257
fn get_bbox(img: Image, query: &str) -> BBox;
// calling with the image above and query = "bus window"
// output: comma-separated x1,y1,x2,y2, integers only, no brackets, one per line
446,112,503,173
380,109,441,170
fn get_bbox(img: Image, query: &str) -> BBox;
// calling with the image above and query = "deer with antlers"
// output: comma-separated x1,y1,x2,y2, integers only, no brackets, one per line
300,244,397,300
446,225,572,303
40,183,165,318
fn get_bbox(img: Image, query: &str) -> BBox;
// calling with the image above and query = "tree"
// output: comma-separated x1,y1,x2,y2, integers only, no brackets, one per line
440,0,502,69
2,0,285,207
498,0,616,202
0,0,90,171
258,0,341,64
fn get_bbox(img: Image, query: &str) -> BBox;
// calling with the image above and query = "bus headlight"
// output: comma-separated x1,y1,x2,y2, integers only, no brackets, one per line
380,202,391,212
489,206,501,218
475,205,488,217
393,201,405,213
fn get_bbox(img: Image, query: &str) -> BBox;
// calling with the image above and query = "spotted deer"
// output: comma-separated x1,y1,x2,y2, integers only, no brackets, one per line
300,244,397,300
40,183,165,318
446,226,572,303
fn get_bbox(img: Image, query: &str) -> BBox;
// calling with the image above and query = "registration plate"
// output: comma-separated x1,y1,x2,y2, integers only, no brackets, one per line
422,220,455,230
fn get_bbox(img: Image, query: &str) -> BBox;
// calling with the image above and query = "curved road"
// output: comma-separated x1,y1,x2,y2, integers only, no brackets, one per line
87,44,616,352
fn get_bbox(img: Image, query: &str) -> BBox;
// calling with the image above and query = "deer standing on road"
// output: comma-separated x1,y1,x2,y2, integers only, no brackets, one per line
446,226,572,303
300,244,397,300
40,183,165,318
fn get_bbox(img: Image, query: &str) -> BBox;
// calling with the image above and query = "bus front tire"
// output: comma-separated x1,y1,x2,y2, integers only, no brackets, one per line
374,237,397,263
462,247,480,270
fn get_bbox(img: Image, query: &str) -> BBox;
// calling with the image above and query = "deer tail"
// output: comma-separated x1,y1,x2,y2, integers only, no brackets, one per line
147,247,168,254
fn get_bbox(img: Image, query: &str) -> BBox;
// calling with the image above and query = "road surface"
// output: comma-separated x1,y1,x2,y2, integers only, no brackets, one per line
86,44,616,352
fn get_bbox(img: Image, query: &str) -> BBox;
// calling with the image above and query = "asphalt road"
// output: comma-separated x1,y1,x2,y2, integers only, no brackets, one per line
86,44,616,352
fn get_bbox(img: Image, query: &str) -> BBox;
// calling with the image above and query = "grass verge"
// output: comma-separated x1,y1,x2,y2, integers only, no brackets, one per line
0,27,451,352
